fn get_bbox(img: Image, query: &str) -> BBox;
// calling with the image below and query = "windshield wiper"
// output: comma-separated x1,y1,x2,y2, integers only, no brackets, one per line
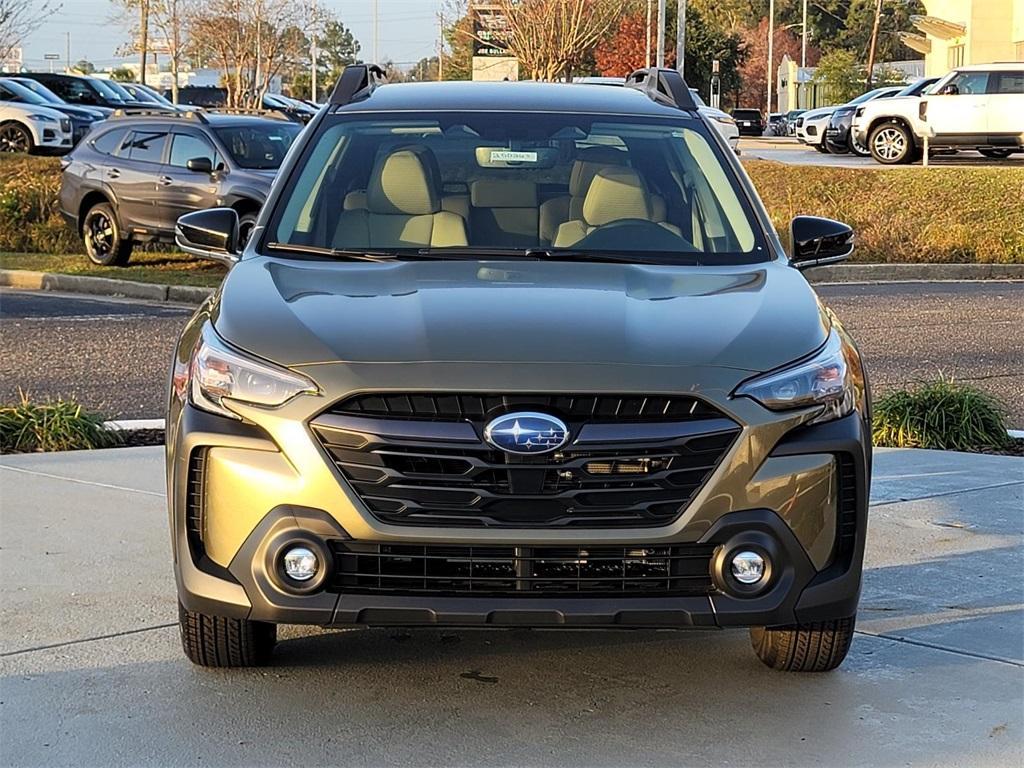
526,248,699,266
265,242,439,262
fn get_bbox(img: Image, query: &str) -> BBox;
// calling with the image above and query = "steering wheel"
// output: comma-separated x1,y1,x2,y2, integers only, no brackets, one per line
574,219,697,252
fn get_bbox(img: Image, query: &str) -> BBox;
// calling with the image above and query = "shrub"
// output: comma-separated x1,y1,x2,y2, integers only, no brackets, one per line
0,394,122,453
745,161,1024,264
872,378,1011,452
0,154,80,254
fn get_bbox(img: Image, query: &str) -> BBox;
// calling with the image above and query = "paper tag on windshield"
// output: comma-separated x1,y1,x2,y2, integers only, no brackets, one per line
489,150,538,163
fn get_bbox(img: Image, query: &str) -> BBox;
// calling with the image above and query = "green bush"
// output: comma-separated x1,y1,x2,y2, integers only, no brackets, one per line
872,378,1011,452
0,154,80,254
0,394,122,453
745,161,1024,264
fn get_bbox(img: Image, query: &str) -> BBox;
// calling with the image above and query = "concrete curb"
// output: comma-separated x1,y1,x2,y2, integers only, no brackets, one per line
0,269,215,305
3,264,1022,305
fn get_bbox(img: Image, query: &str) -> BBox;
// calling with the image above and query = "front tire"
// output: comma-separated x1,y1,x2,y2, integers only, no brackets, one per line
82,202,133,266
237,211,258,246
848,132,871,157
813,141,830,154
0,121,34,154
750,615,855,672
178,602,277,667
870,122,914,164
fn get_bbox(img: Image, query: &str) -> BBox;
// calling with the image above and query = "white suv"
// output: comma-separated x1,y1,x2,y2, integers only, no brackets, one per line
0,99,73,154
852,63,1024,164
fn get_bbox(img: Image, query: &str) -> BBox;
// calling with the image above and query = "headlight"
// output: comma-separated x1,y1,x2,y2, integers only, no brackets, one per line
189,325,317,419
27,113,58,123
734,329,857,425
833,107,853,117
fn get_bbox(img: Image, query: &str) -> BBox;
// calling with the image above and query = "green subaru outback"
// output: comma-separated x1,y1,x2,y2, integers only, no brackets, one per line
168,66,870,672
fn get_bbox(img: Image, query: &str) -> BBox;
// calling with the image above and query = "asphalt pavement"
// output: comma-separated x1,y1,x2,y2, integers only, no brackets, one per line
739,136,1024,168
2,281,1022,424
1,445,1020,766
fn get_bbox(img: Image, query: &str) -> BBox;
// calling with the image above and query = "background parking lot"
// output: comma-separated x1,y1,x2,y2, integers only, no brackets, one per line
3,280,1021,424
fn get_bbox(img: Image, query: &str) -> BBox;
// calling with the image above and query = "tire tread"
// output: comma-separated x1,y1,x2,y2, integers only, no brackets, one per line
179,603,276,667
750,616,855,672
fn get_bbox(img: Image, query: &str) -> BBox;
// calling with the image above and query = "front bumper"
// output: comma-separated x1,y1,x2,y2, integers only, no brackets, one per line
170,394,870,630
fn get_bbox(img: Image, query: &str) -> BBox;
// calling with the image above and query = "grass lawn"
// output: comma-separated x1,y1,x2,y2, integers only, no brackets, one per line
0,251,225,288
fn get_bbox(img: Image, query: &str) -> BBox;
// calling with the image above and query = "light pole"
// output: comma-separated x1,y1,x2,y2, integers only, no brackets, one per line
646,0,652,68
801,0,808,67
766,0,775,114
656,0,666,68
676,0,686,76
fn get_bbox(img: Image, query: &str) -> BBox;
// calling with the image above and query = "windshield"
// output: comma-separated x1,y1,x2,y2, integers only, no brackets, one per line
0,79,49,105
266,112,767,265
90,78,126,102
213,123,301,169
13,78,62,103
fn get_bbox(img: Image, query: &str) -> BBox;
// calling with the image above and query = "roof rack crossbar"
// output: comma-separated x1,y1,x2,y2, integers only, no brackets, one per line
329,63,387,106
625,67,698,111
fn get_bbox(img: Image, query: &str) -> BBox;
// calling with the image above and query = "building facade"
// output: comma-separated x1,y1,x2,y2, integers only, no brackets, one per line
900,0,1024,76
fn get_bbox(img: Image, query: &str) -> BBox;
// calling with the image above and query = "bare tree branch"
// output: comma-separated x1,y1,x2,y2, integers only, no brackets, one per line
0,0,61,61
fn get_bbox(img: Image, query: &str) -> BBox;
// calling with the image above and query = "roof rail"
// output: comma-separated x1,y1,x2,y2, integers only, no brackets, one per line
329,63,386,106
110,108,207,122
201,107,290,121
625,67,697,110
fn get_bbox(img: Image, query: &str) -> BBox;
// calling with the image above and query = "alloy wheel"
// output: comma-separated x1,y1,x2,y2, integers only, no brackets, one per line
873,127,906,162
0,124,30,153
86,212,115,257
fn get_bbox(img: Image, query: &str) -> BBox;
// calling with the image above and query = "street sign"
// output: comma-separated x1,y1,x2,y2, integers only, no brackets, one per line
43,54,60,60
473,3,508,57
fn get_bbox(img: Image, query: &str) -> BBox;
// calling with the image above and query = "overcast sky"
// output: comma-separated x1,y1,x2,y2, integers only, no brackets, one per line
21,0,445,70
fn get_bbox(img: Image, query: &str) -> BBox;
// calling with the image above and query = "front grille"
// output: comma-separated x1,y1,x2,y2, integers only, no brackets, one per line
332,393,722,422
312,392,740,529
330,542,717,596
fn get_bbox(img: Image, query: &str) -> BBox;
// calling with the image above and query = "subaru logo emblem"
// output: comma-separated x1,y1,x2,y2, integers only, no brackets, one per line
484,412,569,455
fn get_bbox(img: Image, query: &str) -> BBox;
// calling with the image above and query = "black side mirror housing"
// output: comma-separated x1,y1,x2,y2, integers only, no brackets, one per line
186,156,213,173
789,215,854,270
175,208,240,267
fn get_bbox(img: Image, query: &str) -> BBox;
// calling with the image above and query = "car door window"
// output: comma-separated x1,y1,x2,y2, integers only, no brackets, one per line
92,127,129,156
945,71,989,95
168,133,221,169
125,130,168,164
989,72,1024,94
60,79,99,105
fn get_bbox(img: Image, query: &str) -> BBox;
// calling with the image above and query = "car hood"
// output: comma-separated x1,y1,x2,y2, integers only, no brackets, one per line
51,104,104,120
213,258,829,374
802,107,836,120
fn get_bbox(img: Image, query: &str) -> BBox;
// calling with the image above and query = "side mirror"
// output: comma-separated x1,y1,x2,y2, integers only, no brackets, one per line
789,215,854,270
940,83,959,96
175,208,240,267
186,156,213,173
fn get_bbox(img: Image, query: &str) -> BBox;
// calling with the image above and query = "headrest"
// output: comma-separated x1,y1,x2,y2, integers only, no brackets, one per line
569,146,630,197
366,148,439,215
470,179,538,208
582,167,651,226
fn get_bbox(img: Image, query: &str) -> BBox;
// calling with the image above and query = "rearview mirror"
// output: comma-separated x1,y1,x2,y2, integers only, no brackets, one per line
186,156,213,173
789,215,854,270
175,208,240,267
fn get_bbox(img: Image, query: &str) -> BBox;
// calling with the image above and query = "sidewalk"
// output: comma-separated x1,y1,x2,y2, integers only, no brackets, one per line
1,446,1021,766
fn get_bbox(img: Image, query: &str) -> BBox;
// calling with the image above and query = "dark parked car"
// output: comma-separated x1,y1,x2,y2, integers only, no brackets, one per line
117,82,190,112
168,65,871,673
18,72,171,113
171,86,317,123
731,108,764,136
59,111,301,265
0,77,106,146
826,82,929,155
784,109,806,136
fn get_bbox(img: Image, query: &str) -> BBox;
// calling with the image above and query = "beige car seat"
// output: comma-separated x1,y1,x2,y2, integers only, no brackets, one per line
332,147,468,248
552,167,681,247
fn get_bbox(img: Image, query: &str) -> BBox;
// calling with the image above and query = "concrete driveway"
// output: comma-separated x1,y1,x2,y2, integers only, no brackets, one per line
740,136,1024,168
1,447,1021,767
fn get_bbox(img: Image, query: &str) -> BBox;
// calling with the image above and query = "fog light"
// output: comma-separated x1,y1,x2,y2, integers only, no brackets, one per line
730,550,766,585
282,546,319,581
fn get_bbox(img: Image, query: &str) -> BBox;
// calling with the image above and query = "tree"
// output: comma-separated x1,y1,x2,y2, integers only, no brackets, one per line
110,66,135,81
0,0,61,60
188,0,321,107
467,0,622,81
811,48,864,103
408,56,439,82
441,10,473,81
737,16,819,111
71,59,95,74
113,0,197,101
594,4,744,104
